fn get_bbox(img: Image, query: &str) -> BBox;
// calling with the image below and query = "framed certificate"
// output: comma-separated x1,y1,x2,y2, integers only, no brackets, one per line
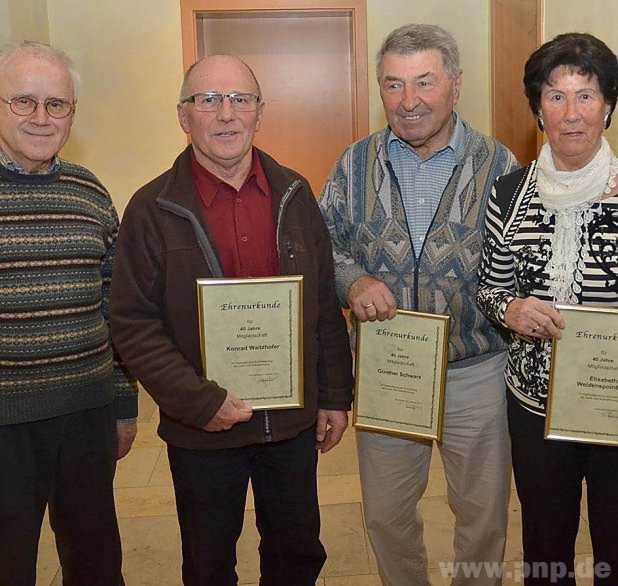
353,310,450,441
546,304,618,446
196,276,303,410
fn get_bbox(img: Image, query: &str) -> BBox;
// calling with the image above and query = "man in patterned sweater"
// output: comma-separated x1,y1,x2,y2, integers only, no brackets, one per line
0,42,137,586
320,25,518,586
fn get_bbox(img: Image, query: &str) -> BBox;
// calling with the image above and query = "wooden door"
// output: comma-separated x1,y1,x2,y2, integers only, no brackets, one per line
491,0,544,165
180,0,369,196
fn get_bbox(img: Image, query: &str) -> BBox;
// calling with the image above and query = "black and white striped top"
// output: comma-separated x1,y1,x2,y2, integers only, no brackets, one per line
477,162,618,415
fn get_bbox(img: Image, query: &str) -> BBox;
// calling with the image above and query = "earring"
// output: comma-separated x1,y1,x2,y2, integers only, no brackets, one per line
604,112,610,128
537,115,544,132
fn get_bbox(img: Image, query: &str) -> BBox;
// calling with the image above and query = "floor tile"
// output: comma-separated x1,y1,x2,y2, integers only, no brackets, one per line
114,446,162,488
325,575,381,585
505,493,593,560
118,515,183,586
241,582,325,586
573,553,598,586
318,428,359,476
132,419,165,450
575,517,593,555
137,387,158,422
35,416,602,586
36,541,60,586
240,582,325,586
428,566,451,585
115,485,177,519
235,510,260,584
357,505,379,575
36,510,60,586
148,446,173,486
418,495,455,570
236,504,373,581
317,474,362,506
581,480,589,521
425,462,448,498
365,529,379,574
430,449,444,470
320,502,371,577
50,570,61,586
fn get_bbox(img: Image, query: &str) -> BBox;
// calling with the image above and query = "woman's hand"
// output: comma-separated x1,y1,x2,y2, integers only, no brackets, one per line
504,297,566,340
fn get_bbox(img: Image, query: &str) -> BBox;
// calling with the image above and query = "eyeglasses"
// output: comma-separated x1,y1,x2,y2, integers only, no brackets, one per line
181,92,260,112
0,96,75,119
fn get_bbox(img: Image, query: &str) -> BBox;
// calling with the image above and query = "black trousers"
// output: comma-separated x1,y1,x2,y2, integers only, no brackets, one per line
508,393,618,585
0,405,122,586
168,426,326,586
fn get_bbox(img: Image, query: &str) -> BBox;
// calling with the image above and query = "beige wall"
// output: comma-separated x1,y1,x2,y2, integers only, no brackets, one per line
5,0,493,213
544,0,618,149
46,0,186,215
7,1,618,213
0,0,49,44
366,0,492,135
0,1,10,45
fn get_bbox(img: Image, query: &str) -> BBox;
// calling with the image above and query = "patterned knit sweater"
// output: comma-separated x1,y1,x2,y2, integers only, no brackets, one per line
319,122,518,363
0,160,137,425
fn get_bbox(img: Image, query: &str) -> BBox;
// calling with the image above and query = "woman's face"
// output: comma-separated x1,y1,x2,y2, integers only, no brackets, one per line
539,65,610,171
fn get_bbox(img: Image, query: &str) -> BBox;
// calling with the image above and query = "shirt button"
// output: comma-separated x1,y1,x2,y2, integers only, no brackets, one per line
235,198,242,205
240,235,248,243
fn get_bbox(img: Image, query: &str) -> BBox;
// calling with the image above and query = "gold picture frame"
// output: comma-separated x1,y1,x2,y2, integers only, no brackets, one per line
546,303,618,447
196,276,303,410
353,310,450,442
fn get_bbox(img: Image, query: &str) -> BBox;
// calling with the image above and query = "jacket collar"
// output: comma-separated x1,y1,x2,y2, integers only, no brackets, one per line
156,145,302,214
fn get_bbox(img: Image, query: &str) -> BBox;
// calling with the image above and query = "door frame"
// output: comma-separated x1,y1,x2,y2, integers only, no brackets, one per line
179,0,369,141
491,0,545,164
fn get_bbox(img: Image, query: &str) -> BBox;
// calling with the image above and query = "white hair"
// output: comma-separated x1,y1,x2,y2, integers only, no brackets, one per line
0,41,81,99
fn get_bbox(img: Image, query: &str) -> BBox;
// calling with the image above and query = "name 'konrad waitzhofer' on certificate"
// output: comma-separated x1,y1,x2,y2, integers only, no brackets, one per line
197,276,303,410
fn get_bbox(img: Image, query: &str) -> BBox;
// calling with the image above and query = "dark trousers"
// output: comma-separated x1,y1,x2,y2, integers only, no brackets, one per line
508,393,618,585
168,426,326,586
0,405,122,586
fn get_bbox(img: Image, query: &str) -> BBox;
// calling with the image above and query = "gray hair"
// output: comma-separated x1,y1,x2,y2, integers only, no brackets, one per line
179,55,262,102
376,24,461,79
0,41,81,99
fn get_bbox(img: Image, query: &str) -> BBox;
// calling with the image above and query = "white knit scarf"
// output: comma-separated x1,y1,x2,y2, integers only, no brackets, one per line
536,137,618,303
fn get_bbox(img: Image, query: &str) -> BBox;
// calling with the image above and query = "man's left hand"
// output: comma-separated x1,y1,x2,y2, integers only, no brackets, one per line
116,420,138,460
316,409,348,453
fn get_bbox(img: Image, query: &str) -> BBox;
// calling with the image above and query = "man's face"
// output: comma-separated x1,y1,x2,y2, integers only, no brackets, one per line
177,56,264,175
0,50,75,173
379,50,461,159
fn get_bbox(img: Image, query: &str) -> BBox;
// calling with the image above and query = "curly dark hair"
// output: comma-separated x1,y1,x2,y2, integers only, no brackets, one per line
523,33,618,129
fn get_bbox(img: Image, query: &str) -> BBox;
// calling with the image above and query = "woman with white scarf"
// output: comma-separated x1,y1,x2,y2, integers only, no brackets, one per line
477,33,618,585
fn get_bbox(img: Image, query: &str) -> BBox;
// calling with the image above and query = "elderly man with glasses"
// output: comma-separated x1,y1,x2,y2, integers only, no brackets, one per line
110,55,353,585
0,42,137,586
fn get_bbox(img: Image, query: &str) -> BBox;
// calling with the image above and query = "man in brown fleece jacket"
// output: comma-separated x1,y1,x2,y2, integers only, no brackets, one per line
110,55,353,586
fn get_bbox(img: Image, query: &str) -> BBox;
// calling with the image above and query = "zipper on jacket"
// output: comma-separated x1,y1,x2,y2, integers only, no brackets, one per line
412,164,459,307
263,411,272,442
261,179,302,443
275,179,302,256
386,162,421,309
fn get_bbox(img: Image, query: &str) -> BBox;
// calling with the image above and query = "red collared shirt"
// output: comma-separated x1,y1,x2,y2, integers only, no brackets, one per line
191,149,279,278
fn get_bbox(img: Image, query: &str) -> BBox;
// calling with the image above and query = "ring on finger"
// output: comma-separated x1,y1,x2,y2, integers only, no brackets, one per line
363,302,375,309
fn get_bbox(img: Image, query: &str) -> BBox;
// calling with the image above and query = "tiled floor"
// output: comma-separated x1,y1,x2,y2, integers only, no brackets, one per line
36,391,594,585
